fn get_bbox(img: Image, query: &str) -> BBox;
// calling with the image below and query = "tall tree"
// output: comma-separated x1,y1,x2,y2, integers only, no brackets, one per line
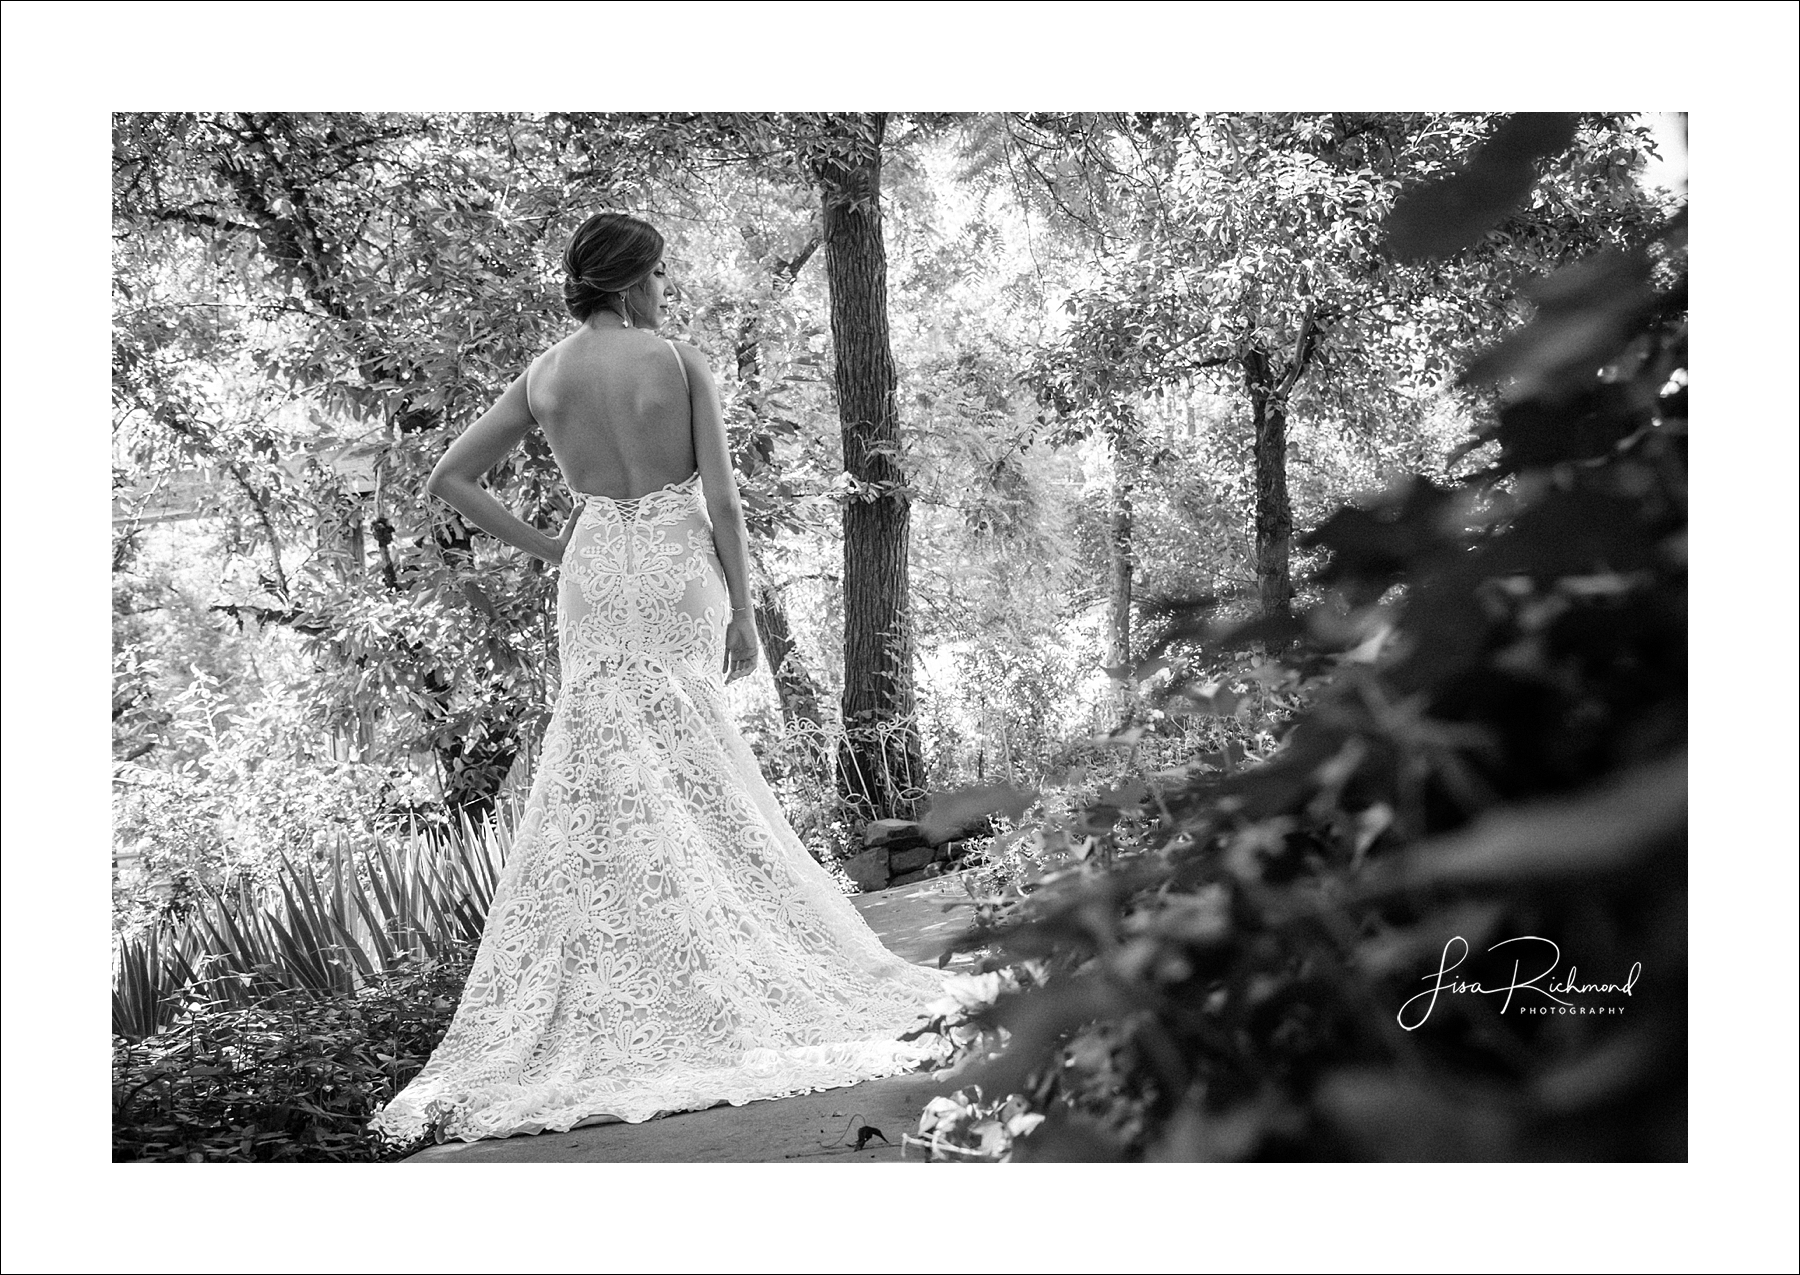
807,113,923,819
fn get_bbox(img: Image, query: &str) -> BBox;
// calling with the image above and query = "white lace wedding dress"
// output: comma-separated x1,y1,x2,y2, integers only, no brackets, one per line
370,434,950,1145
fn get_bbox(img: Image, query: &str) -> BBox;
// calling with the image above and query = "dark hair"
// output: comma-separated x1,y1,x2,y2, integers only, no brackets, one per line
562,212,664,322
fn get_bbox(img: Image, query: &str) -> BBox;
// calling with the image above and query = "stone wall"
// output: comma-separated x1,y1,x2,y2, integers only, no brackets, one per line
838,817,974,892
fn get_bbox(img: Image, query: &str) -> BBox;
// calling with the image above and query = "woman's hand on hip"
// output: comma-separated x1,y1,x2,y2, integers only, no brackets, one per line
551,515,581,567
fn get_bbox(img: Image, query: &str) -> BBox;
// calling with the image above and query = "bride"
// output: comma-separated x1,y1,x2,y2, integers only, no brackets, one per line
370,212,951,1145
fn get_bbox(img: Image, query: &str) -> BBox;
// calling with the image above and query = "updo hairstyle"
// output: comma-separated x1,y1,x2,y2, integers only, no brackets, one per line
562,212,665,323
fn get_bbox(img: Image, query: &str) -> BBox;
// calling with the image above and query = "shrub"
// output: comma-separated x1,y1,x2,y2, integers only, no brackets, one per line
953,670,1312,897
113,815,507,1041
112,672,445,941
112,951,472,1163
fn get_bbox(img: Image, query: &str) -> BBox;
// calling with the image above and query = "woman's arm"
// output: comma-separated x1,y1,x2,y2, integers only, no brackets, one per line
425,371,572,565
680,343,760,680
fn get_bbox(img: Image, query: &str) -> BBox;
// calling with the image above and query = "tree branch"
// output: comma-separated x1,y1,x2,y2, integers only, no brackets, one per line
775,232,822,288
209,603,330,634
1277,302,1323,398
219,457,291,601
149,207,262,236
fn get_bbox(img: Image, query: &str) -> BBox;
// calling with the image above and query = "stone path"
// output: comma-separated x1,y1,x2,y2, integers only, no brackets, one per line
406,873,983,1164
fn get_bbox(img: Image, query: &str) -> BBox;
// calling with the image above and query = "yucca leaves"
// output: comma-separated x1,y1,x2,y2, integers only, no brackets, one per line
112,810,516,1040
113,927,167,1040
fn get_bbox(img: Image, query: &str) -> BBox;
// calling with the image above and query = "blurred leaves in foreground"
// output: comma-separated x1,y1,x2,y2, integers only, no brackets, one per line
922,124,1688,1161
1385,112,1581,261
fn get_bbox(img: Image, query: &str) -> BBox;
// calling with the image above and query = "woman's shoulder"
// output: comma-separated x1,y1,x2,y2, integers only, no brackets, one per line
528,333,576,375
529,329,606,383
663,336,712,376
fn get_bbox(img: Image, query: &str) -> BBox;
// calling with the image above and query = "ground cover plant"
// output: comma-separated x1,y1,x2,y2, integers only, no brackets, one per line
113,952,471,1162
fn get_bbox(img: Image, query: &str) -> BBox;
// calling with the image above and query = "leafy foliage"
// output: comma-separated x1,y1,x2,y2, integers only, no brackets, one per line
926,133,1688,1162
112,811,513,1161
112,113,689,821
1029,113,1667,412
1023,112,1671,621
111,664,446,936
905,1086,1045,1162
113,953,472,1163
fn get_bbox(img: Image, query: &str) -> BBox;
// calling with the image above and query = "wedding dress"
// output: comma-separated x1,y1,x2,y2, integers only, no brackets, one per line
370,342,950,1145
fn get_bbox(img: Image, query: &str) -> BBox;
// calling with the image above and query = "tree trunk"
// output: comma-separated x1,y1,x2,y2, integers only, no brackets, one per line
1243,346,1294,622
1107,486,1134,666
1105,433,1136,725
750,549,824,726
811,114,924,821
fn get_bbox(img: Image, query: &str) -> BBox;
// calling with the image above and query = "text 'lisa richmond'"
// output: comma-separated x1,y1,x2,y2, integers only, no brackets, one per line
1397,936,1642,1031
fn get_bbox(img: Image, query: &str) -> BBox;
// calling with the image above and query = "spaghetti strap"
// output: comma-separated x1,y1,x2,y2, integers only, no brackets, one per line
666,339,691,400
522,351,546,424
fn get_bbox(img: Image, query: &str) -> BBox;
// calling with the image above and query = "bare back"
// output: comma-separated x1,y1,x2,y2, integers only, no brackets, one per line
525,328,697,499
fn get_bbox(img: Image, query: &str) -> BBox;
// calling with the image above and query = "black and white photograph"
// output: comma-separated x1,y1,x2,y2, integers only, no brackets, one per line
3,4,1796,1273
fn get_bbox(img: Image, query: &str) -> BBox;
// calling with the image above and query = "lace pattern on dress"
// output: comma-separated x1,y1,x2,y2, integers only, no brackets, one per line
369,474,949,1144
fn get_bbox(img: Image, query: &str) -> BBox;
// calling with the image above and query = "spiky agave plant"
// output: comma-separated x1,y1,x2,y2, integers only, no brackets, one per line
111,804,516,1040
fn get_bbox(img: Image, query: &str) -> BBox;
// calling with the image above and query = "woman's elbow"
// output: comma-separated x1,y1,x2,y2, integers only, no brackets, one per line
425,464,457,501
709,494,745,528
